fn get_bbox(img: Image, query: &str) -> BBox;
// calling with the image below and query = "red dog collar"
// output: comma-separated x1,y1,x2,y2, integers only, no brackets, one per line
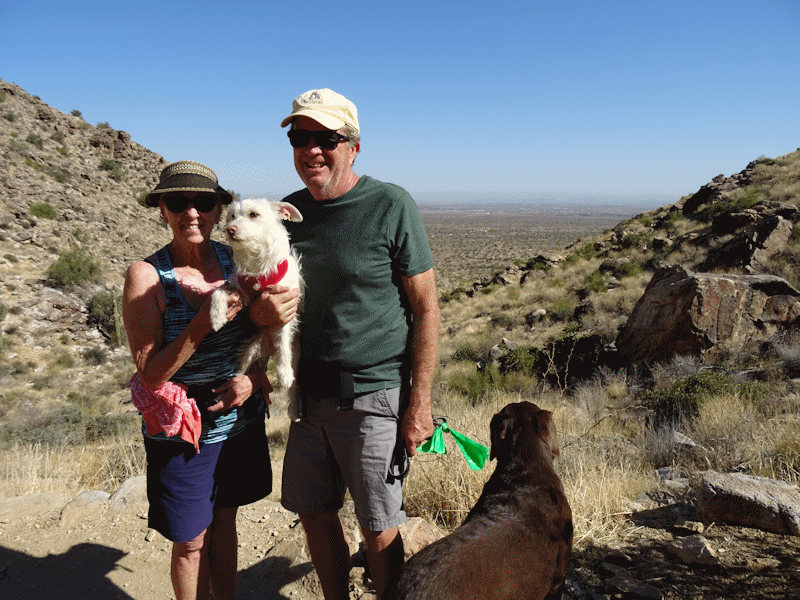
238,259,289,291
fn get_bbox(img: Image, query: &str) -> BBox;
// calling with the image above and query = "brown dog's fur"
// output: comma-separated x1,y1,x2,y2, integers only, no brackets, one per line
388,402,573,600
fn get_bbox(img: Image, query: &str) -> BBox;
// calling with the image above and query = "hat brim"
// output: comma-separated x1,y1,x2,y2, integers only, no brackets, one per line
280,109,346,131
144,172,233,207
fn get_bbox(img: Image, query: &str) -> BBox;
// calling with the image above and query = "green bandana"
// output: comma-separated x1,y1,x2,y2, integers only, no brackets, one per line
416,423,489,471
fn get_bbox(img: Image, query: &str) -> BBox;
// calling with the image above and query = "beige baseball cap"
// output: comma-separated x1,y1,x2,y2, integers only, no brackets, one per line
280,88,360,133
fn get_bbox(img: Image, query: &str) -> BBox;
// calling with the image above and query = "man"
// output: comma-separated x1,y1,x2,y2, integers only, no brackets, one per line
278,88,440,600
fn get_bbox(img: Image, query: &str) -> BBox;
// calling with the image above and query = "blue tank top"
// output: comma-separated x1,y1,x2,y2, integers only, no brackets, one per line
147,241,264,444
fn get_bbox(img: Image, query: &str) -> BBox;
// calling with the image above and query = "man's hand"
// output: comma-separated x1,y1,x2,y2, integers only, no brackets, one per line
401,403,434,457
247,284,300,327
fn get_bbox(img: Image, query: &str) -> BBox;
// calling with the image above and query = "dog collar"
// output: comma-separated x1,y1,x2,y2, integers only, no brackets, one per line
239,259,289,291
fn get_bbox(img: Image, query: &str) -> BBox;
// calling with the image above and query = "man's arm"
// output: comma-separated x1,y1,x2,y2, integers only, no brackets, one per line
400,268,440,456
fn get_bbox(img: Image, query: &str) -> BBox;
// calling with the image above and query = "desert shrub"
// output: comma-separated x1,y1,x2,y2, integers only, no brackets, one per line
70,109,82,117
641,370,770,427
3,112,17,122
580,270,607,295
96,121,111,129
46,247,101,288
443,362,498,404
500,345,546,375
57,146,69,156
26,133,43,149
29,202,56,219
618,259,643,278
450,342,485,362
1,404,134,447
620,230,655,250
0,91,6,103
82,345,108,365
440,287,465,303
549,296,577,321
489,311,514,329
99,158,123,181
575,242,598,260
24,156,70,183
88,290,126,346
51,130,65,143
696,186,761,222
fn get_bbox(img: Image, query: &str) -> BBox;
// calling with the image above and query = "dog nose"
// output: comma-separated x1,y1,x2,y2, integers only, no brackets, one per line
226,225,237,237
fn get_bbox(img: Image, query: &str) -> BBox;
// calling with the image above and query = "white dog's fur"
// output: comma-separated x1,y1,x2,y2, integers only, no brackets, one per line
209,198,303,404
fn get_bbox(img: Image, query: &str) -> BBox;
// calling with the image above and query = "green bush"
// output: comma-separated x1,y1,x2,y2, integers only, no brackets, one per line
575,242,598,260
549,296,577,321
46,247,101,288
489,312,514,329
444,362,502,405
82,345,108,365
642,370,770,427
440,287,465,303
88,290,126,346
51,130,66,143
96,121,111,129
57,146,69,156
26,133,43,149
70,109,82,117
581,270,607,294
696,186,761,222
24,156,70,183
29,202,57,219
99,158,123,181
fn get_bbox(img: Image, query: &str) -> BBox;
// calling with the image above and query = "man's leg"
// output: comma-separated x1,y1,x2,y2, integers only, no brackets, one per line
299,511,352,600
362,526,404,599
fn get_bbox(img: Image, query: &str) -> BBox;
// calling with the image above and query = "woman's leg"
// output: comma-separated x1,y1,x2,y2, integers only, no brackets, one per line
171,529,210,600
207,506,239,600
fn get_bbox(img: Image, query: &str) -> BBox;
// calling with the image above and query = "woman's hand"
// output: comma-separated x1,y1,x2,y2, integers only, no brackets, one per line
207,375,253,412
247,284,300,327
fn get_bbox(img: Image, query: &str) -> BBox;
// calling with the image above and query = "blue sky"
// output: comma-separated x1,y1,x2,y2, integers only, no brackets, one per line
1,1,798,204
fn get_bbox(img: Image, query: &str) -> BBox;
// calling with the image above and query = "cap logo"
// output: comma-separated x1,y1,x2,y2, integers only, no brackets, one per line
304,91,323,104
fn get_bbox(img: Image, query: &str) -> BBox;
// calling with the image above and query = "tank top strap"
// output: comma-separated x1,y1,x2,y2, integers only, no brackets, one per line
146,246,184,310
211,241,235,280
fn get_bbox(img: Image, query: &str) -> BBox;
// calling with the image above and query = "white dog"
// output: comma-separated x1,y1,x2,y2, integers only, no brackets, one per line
209,198,303,402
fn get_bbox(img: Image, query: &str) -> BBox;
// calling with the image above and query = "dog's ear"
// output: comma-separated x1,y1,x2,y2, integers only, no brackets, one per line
536,410,559,457
274,202,303,223
489,409,515,462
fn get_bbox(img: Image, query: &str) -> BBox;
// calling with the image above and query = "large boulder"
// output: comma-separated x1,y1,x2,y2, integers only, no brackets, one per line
697,470,800,535
700,215,793,272
615,265,800,364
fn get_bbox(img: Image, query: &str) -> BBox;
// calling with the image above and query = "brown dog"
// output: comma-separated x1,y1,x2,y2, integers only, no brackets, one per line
388,402,573,600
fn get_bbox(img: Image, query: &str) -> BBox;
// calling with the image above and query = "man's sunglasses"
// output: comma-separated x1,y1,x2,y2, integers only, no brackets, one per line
162,193,219,213
288,129,350,150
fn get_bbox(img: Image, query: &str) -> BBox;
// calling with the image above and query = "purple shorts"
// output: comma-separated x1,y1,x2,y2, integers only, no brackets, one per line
145,418,271,543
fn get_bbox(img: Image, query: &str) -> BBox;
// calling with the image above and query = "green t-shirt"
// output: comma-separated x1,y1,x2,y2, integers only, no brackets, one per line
284,175,434,393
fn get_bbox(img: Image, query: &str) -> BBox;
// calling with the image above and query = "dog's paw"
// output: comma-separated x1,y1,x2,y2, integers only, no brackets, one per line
208,289,229,331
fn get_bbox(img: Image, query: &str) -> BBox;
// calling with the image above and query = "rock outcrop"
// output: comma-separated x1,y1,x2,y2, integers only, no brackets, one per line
615,265,800,364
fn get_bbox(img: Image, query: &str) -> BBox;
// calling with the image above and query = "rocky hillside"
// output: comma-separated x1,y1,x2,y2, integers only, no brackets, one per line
0,79,177,429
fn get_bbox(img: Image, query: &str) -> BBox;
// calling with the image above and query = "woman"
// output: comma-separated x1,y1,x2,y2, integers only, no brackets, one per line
123,161,291,600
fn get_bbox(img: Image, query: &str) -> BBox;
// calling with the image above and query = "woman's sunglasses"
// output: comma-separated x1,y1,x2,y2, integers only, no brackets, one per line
162,193,218,213
288,129,350,150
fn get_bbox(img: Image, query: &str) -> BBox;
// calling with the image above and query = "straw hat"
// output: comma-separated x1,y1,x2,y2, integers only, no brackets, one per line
144,161,232,207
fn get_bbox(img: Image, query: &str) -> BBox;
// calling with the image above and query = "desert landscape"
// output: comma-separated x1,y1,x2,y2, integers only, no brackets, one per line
2,78,800,599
